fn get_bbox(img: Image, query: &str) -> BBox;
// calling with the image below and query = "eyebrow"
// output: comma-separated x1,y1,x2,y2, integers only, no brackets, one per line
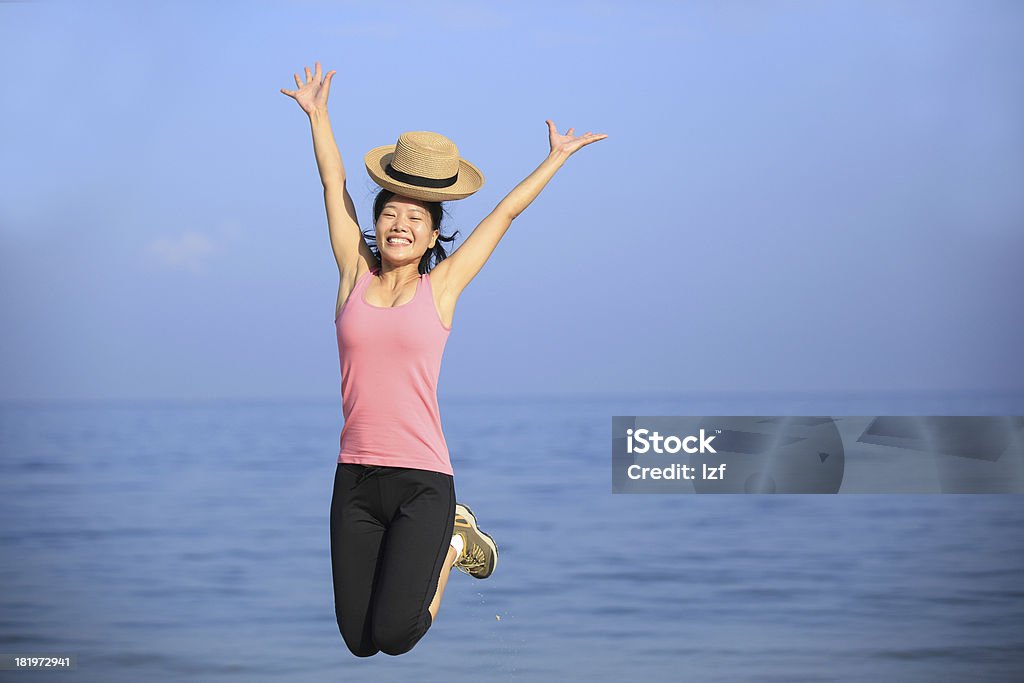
384,204,424,213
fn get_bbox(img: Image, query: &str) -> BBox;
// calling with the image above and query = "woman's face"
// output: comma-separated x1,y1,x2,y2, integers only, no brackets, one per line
376,195,438,267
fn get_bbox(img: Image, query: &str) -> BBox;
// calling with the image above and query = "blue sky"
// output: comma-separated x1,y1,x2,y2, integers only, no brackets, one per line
1,0,1022,402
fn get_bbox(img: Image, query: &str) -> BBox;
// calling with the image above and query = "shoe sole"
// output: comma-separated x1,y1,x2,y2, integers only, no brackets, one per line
455,502,499,578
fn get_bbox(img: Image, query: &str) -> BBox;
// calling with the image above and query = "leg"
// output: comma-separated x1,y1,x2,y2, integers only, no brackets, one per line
370,469,456,656
427,544,459,622
330,464,386,657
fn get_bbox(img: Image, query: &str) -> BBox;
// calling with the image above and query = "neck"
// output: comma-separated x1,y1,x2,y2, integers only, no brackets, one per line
377,260,421,287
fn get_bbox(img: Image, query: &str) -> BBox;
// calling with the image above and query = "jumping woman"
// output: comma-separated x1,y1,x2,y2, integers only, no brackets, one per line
281,61,607,657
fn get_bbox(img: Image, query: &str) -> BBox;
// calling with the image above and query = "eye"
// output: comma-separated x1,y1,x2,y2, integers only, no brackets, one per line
411,216,422,221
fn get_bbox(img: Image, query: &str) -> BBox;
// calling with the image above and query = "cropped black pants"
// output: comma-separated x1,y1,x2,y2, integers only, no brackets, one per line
330,463,456,657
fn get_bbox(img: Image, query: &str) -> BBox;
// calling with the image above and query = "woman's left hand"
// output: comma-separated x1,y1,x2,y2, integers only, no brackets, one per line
547,119,608,157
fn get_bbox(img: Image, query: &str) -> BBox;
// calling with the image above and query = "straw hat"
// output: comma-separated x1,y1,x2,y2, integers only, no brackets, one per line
364,131,484,202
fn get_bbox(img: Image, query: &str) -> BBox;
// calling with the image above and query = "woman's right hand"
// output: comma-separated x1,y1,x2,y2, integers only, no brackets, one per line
280,61,336,116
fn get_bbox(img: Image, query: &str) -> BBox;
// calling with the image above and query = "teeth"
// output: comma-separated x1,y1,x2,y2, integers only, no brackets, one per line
387,238,411,245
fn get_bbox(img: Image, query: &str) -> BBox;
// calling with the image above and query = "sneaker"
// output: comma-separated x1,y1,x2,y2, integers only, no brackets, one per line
452,503,498,579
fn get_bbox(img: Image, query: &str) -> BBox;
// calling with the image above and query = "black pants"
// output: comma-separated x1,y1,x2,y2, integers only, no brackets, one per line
330,463,456,657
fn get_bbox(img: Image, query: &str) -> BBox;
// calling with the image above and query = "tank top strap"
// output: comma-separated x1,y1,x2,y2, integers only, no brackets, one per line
335,268,376,322
351,268,375,301
419,271,434,303
415,272,427,300
358,267,376,289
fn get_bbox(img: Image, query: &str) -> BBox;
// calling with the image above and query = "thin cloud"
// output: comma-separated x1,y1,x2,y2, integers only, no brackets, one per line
143,231,218,274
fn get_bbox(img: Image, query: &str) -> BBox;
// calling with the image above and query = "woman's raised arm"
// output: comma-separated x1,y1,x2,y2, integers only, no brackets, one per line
434,120,608,299
280,61,374,277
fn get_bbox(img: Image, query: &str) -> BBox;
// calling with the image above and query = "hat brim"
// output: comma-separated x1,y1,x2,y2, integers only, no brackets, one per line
364,144,484,202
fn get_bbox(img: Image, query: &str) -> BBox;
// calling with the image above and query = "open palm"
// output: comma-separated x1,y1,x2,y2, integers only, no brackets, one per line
280,61,335,116
547,119,608,156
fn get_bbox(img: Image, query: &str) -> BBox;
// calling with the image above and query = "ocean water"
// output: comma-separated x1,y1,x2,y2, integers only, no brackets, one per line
2,393,1023,682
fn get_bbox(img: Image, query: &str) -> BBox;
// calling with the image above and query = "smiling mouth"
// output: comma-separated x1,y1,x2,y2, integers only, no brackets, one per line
386,237,412,246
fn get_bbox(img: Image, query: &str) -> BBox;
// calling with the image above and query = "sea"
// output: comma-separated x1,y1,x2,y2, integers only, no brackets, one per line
2,393,1023,682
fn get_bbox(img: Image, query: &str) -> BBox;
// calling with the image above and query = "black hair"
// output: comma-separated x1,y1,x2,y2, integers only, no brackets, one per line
361,188,460,275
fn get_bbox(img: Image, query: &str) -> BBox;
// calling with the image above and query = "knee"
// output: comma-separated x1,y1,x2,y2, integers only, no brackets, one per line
344,640,379,658
371,618,427,657
373,630,417,657
337,621,379,658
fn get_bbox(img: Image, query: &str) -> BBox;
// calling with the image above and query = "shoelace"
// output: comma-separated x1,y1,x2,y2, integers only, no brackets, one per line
454,543,487,576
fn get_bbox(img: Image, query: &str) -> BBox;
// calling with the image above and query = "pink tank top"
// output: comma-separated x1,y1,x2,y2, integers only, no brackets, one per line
334,266,453,475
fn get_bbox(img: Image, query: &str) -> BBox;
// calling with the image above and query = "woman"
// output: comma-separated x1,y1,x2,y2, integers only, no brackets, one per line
281,61,607,657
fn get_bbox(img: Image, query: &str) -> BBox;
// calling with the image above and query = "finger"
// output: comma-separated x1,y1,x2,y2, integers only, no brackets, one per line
567,127,575,136
315,61,322,81
280,88,294,97
324,70,335,94
294,73,302,87
304,65,312,82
